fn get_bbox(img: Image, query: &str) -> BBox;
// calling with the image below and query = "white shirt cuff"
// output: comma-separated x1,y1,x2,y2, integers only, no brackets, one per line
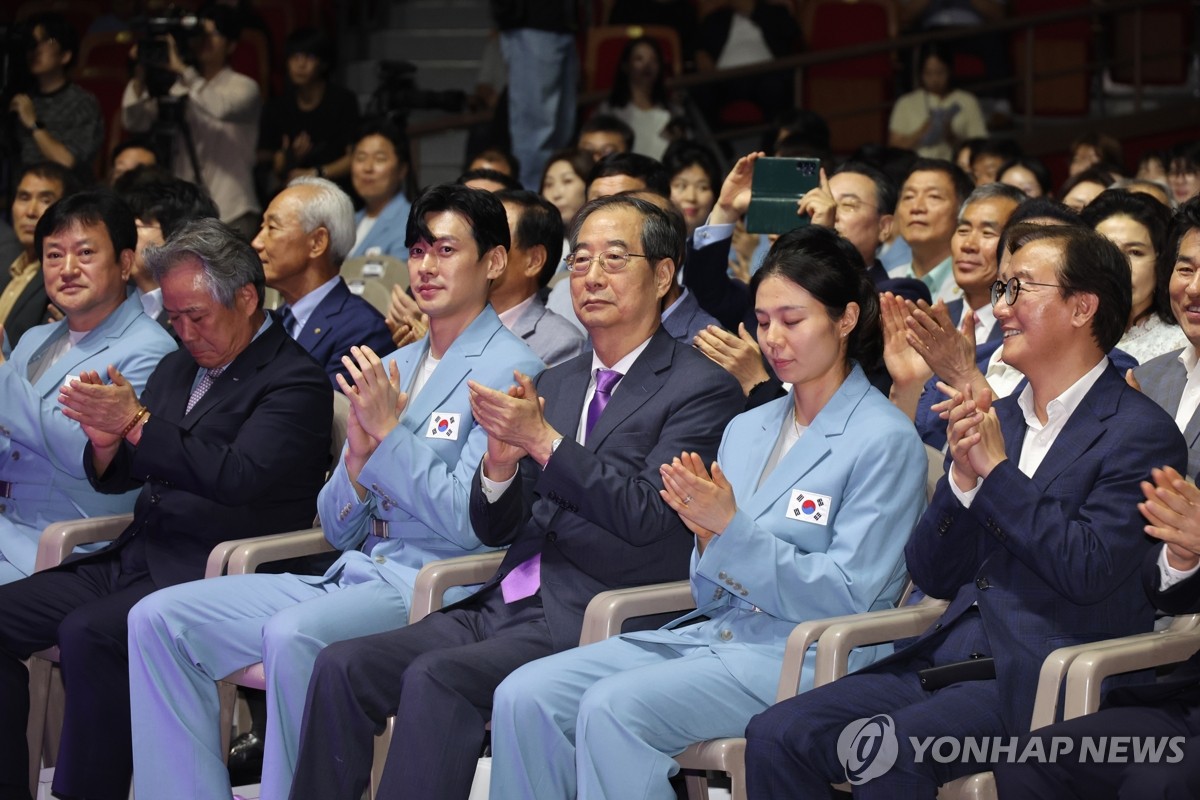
947,464,982,508
1158,544,1200,590
480,467,516,504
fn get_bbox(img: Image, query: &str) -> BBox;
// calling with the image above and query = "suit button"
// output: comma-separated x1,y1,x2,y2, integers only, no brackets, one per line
10,452,18,461
934,623,942,630
371,483,379,491
375,556,386,564
739,589,749,596
150,494,160,505
718,571,728,580
976,577,990,590
719,629,733,641
546,531,557,541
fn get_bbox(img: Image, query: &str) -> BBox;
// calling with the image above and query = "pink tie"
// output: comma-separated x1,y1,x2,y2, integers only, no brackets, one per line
501,553,541,603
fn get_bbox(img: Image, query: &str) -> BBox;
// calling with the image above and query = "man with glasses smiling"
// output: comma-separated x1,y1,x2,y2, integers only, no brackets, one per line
744,222,1187,798
284,194,743,800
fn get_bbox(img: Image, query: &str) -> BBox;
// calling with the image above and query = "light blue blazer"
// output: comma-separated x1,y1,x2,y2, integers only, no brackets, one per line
0,293,177,574
348,192,412,260
622,365,928,705
315,305,544,600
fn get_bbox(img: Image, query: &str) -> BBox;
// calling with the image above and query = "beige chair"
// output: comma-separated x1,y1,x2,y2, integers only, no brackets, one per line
366,566,696,798
25,513,134,798
674,448,944,800
812,605,1200,800
341,255,409,294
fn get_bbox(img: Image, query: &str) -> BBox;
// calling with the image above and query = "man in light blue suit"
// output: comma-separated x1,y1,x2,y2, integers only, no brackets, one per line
0,190,175,583
493,189,586,366
489,224,929,800
126,184,543,800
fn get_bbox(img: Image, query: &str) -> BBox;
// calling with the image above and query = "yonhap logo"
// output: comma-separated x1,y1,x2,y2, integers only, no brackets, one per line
837,714,899,785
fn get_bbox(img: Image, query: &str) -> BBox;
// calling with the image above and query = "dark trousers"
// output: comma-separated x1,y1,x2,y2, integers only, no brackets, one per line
994,701,1200,800
744,610,1006,800
288,586,555,800
0,553,157,800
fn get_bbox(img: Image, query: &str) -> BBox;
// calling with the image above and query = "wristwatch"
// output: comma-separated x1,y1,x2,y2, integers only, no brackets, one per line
30,119,44,132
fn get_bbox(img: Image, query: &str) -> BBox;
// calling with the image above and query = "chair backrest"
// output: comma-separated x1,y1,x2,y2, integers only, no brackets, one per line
77,30,136,71
584,25,683,93
229,28,270,98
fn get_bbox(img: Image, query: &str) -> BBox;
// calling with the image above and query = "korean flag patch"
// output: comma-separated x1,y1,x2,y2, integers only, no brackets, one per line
426,412,461,441
786,489,832,526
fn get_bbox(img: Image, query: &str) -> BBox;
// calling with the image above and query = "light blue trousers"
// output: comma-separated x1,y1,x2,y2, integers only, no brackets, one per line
127,573,408,800
490,636,769,800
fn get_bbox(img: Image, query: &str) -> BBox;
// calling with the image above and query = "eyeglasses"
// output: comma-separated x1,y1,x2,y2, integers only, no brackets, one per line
990,277,1061,306
564,250,648,274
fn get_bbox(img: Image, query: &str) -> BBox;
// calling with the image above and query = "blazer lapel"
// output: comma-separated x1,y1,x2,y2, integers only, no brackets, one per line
181,321,284,428
296,281,349,351
543,356,590,439
399,308,500,433
742,368,867,517
584,330,673,450
997,394,1027,469
1030,367,1120,488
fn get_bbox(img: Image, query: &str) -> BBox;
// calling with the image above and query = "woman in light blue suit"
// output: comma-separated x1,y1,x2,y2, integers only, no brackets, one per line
347,119,413,260
489,225,929,800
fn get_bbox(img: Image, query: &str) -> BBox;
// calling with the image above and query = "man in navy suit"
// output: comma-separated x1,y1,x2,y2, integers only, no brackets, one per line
744,223,1188,798
0,218,331,800
287,194,745,800
254,176,395,386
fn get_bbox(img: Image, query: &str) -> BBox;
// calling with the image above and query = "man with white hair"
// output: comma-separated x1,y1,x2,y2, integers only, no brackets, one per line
253,176,395,385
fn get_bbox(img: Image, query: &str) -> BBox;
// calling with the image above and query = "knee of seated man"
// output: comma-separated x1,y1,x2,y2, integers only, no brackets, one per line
493,660,546,715
745,697,819,752
577,672,652,730
309,637,362,684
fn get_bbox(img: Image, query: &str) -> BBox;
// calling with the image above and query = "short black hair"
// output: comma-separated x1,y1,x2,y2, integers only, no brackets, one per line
904,158,975,207
35,190,137,262
1004,222,1131,353
1166,196,1200,282
1060,166,1116,199
23,12,79,69
997,157,1052,197
19,160,80,199
587,153,671,198
112,135,158,164
751,225,882,371
970,137,1023,167
406,184,510,257
200,3,244,42
456,168,522,191
1080,189,1173,325
117,174,220,239
662,141,722,193
466,146,521,178
579,114,635,152
283,27,334,67
495,189,565,287
834,161,898,216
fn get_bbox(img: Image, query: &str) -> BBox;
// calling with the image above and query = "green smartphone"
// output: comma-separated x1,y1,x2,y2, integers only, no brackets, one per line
745,157,821,235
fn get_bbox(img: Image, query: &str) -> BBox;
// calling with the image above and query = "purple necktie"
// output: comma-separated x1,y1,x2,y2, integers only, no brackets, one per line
186,366,225,414
501,553,541,603
585,368,623,443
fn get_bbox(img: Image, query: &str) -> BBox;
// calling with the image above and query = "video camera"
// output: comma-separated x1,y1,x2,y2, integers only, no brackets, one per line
130,9,204,97
368,60,466,125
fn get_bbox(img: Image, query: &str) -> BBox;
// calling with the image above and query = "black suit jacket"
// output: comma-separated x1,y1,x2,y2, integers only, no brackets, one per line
81,320,333,587
0,260,51,349
468,327,744,649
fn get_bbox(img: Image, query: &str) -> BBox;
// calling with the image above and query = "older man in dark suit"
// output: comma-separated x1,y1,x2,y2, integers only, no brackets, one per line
287,194,744,800
0,218,331,800
254,176,395,387
744,223,1188,798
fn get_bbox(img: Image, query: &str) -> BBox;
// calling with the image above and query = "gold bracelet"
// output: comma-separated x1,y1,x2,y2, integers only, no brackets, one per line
120,406,149,438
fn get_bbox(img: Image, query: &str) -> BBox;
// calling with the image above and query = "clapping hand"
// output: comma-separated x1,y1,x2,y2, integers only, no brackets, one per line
660,452,737,548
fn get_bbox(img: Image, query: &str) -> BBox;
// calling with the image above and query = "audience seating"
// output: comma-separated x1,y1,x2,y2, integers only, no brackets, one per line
583,25,683,93
800,0,898,153
15,0,102,35
1010,0,1090,115
77,31,135,72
